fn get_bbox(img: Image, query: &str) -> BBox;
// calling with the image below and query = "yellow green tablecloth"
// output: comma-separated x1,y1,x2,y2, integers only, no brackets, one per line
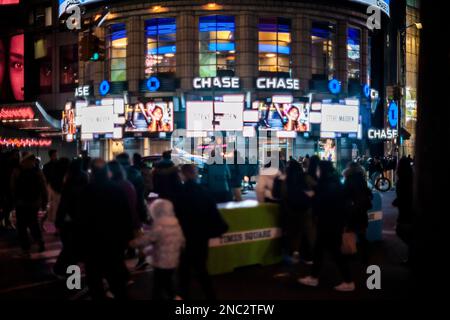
207,203,282,275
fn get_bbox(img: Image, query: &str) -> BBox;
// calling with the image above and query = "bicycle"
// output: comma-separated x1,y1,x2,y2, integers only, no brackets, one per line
369,171,392,192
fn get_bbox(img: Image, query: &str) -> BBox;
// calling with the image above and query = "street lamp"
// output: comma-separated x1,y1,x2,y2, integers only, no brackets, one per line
396,21,422,158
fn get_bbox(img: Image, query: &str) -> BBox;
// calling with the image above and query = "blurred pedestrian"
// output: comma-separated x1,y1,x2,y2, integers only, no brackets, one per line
130,199,185,300
116,153,148,224
79,159,133,300
177,164,228,300
279,160,315,263
256,161,281,203
11,154,48,255
53,158,88,277
393,156,414,262
201,150,232,203
46,158,70,226
298,161,355,292
343,162,373,265
229,150,245,201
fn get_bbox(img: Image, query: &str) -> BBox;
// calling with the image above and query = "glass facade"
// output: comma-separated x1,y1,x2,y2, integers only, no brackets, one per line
199,15,235,77
145,17,176,77
311,21,335,80
347,27,361,80
258,17,291,73
109,23,127,82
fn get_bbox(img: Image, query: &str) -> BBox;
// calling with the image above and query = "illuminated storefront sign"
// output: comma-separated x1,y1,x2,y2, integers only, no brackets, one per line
0,137,52,148
186,95,245,131
0,106,35,121
328,79,342,94
388,101,398,127
192,77,240,89
256,78,300,90
99,80,110,96
78,98,125,140
74,85,91,97
146,77,161,92
321,104,359,133
368,128,398,140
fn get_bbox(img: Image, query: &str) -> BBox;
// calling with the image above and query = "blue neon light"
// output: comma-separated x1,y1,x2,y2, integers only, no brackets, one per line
328,79,341,94
99,80,110,96
388,101,398,127
258,44,290,55
208,43,235,52
146,77,161,92
363,84,370,98
147,45,177,55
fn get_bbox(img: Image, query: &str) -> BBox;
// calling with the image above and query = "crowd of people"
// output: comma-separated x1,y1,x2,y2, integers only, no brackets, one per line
0,147,414,298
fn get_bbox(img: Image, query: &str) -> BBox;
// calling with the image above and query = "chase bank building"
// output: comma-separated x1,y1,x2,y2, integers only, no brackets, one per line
61,0,391,167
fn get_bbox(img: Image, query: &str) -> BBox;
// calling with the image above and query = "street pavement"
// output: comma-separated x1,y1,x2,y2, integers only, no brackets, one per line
0,191,413,300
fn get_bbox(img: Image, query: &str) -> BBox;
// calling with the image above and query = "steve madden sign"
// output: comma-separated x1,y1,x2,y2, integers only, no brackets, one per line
256,77,300,90
193,77,240,89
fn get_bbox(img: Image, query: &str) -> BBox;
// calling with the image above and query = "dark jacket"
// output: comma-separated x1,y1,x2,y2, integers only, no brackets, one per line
201,163,231,194
78,180,134,258
343,181,372,232
313,178,346,234
11,166,48,209
176,180,228,244
124,165,148,224
55,171,89,229
394,178,413,224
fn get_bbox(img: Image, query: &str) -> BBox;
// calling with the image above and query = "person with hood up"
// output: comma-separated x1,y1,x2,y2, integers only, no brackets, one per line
130,199,185,300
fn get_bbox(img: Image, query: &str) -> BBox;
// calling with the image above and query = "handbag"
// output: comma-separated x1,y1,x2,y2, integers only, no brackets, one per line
341,231,357,255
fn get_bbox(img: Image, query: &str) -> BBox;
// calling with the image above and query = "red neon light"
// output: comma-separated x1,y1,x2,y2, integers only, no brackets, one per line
0,137,52,148
0,107,35,120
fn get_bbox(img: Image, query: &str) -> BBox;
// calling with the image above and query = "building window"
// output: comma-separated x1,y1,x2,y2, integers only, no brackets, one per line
347,27,361,80
145,17,176,77
60,44,78,92
258,17,291,74
199,15,235,77
38,46,52,93
109,23,127,82
311,21,335,80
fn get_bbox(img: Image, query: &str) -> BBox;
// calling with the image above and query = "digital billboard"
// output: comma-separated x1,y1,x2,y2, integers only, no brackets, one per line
0,33,24,102
125,100,174,133
0,0,20,5
59,0,105,17
258,101,310,132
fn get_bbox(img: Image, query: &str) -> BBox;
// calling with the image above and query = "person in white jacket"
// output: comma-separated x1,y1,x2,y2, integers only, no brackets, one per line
130,199,185,300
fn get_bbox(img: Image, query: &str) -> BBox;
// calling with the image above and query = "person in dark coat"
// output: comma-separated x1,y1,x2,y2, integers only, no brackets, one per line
78,159,134,300
177,164,228,300
116,153,148,224
343,162,373,264
298,161,355,292
201,150,232,203
43,149,58,185
53,158,89,276
279,160,314,262
11,153,48,254
393,156,414,258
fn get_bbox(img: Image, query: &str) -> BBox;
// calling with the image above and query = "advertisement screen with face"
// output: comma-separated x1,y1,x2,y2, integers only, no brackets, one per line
258,101,310,132
318,138,337,162
0,33,24,102
125,100,174,133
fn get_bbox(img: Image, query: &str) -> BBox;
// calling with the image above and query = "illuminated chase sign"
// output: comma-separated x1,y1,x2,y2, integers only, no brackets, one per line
146,77,161,92
74,85,91,98
193,77,240,89
388,101,398,127
256,78,300,90
99,80,110,96
368,128,398,140
328,79,342,94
